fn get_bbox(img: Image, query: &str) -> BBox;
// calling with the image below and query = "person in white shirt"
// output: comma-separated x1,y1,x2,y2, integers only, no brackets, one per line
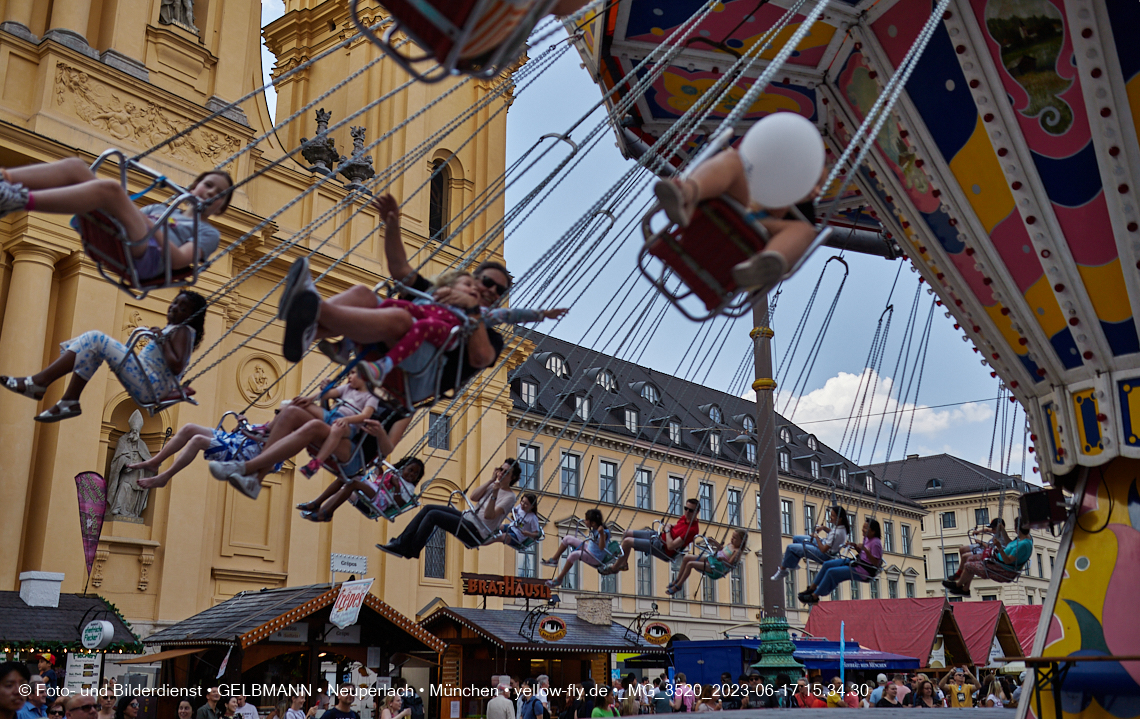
233,698,258,719
770,506,850,581
487,682,515,719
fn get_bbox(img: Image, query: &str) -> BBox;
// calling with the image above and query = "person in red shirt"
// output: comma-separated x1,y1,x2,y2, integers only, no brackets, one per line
611,498,701,572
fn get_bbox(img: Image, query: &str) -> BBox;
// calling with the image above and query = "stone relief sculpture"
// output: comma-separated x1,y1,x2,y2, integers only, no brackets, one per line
106,410,153,520
159,0,199,33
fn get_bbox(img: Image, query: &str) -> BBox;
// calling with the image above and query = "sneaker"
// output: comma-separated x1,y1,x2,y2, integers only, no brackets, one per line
941,579,958,591
0,180,29,220
732,250,787,293
278,256,316,320
653,178,696,227
376,542,408,559
282,289,320,363
230,472,262,500
299,458,321,479
358,358,391,392
541,557,559,567
770,568,789,582
545,578,563,588
208,460,247,482
317,338,356,365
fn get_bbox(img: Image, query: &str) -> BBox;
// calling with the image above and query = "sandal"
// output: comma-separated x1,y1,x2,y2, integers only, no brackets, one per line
300,509,332,523
296,501,320,513
34,400,81,423
654,178,699,227
1,375,47,400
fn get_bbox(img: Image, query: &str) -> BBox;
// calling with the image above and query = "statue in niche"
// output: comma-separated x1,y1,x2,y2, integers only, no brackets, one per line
159,0,198,33
106,410,153,520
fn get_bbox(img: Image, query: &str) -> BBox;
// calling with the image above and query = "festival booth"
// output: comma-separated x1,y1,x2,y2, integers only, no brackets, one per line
0,573,142,692
804,598,972,674
1005,605,1043,657
950,602,1024,669
671,638,918,685
419,585,668,719
134,583,444,718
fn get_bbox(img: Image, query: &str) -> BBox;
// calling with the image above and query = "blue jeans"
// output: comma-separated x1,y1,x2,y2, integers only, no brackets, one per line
781,535,831,569
812,557,853,596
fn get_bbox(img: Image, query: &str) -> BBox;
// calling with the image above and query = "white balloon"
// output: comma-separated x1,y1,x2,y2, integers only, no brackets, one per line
737,112,825,208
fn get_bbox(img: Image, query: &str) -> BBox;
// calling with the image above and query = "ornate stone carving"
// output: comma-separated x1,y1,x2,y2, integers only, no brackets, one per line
238,355,282,408
300,108,339,175
91,549,110,588
159,0,198,33
338,126,375,192
54,63,240,164
138,551,155,591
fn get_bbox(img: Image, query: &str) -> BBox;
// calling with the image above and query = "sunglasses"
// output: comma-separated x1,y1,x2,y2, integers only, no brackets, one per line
75,705,98,712
684,507,697,514
49,711,65,716
478,275,508,296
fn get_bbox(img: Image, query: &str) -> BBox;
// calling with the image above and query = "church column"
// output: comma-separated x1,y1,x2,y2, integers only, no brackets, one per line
0,243,58,589
44,0,98,59
1,0,38,41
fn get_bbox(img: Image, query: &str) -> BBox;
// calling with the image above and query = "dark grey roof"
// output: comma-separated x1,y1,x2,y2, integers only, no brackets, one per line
420,606,667,653
144,584,331,646
0,592,141,650
508,331,923,512
864,454,1035,501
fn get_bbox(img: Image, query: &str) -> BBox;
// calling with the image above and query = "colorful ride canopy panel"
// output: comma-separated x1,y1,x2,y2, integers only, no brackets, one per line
572,0,1140,483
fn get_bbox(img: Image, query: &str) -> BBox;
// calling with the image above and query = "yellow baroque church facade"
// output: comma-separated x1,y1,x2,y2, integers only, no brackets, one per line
0,0,520,638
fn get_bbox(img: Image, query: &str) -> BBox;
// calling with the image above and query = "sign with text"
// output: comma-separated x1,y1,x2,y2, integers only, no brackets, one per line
330,578,374,629
461,573,551,600
323,624,362,643
331,553,368,576
82,620,115,650
64,652,101,693
268,622,308,642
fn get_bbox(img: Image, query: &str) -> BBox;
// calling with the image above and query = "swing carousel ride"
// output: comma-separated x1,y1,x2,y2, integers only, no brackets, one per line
565,0,1140,716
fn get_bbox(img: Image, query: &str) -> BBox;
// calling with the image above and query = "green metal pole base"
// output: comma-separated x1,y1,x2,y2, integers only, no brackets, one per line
751,616,804,684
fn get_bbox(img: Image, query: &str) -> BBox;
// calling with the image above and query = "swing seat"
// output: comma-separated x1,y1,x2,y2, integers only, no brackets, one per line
352,0,558,84
595,540,625,575
73,149,203,299
493,523,546,550
978,559,1026,584
638,196,833,322
116,327,198,416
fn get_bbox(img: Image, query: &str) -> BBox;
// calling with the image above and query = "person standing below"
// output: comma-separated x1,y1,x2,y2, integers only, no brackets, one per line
536,676,551,719
651,680,671,714
283,695,308,719
911,681,939,708
669,675,695,713
177,701,194,719
16,676,47,719
869,674,888,705
591,691,618,718
939,668,980,708
983,679,1009,708
0,664,30,719
379,694,409,719
196,689,222,719
35,658,58,699
824,678,844,709
875,684,903,708
233,698,259,719
322,689,359,719
62,696,98,719
488,680,516,719
613,499,701,572
891,675,911,705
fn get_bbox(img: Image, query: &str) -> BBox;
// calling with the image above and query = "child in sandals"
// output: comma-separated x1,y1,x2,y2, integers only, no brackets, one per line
653,113,825,296
298,455,424,523
298,369,378,478
666,529,747,596
0,291,207,422
0,158,232,280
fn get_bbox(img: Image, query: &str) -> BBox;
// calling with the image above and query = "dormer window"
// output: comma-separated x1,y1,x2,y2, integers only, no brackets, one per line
839,467,848,485
778,451,790,473
624,407,639,433
520,379,537,406
595,370,617,392
810,458,821,479
668,420,681,444
708,405,723,423
641,384,660,404
575,395,591,421
865,475,874,492
807,435,818,451
545,354,568,378
779,427,792,444
926,478,943,491
742,416,755,433
745,443,757,464
709,432,721,456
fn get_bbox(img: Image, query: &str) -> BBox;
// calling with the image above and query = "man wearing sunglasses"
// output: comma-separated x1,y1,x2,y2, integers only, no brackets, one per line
62,695,98,719
611,498,701,572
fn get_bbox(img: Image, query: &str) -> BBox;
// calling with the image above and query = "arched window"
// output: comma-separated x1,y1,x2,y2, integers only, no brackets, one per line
596,370,617,392
708,405,723,423
545,354,567,378
641,384,660,404
806,435,818,451
742,416,755,433
428,159,451,241
779,427,792,444
926,478,943,491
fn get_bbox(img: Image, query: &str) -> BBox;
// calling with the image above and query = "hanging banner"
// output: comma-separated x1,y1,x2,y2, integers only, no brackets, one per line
74,473,107,577
329,578,374,630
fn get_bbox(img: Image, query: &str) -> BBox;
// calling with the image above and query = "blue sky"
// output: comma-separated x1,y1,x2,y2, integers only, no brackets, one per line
257,6,1034,479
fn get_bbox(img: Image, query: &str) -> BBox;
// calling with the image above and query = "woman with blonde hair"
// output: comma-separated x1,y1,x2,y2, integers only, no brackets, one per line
381,693,411,719
984,679,1008,708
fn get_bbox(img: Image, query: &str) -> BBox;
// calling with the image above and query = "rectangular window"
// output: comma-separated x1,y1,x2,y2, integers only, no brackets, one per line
702,575,715,602
756,494,762,531
920,516,925,532
780,499,794,535
784,574,796,608
865,475,874,492
944,551,960,579
520,380,538,406
905,581,916,598
869,579,880,599
804,504,816,535
599,460,617,503
424,528,446,579
1027,595,1034,605
778,452,790,473
669,420,681,444
636,468,653,510
839,467,848,485
624,408,639,434
565,560,580,590
745,443,756,464
699,483,714,521
561,452,580,496
667,476,683,515
1050,555,1055,574
942,511,957,529
518,443,540,490
883,521,895,553
516,543,537,578
427,412,450,450
600,572,616,594
575,395,591,421
850,577,861,600
636,551,652,596
1037,553,1044,578
727,489,741,526
709,433,721,456
888,579,898,599
982,594,998,602
810,459,820,479
901,524,912,555
975,507,990,528
730,563,743,604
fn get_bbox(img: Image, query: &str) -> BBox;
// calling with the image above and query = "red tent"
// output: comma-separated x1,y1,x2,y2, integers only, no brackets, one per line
1005,604,1043,656
804,598,973,669
950,601,1024,667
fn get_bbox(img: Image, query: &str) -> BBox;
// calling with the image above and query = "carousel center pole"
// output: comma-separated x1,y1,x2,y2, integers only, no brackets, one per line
750,293,803,683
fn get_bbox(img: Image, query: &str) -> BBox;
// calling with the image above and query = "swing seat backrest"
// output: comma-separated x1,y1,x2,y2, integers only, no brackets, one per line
75,212,197,294
640,197,770,321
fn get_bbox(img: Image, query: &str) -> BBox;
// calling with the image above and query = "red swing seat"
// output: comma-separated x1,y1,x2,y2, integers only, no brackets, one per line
76,211,195,293
639,196,771,322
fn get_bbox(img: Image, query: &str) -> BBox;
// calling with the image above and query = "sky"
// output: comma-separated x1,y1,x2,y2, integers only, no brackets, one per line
256,5,1035,480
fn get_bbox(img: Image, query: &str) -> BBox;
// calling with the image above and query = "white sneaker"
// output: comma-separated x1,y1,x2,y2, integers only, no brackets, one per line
209,460,246,481
733,250,788,294
229,472,262,500
770,568,789,581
